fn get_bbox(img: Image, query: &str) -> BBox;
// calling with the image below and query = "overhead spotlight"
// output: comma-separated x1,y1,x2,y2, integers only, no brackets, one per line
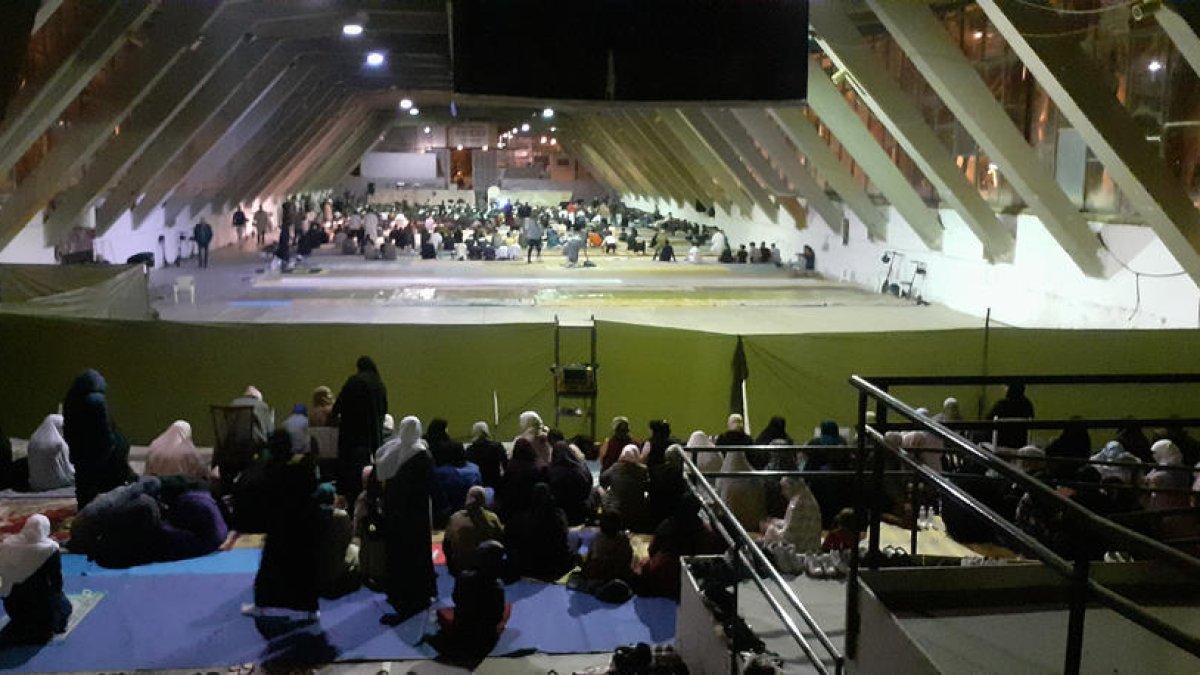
520,123,530,132
542,107,555,119
511,127,519,134
423,126,431,134
408,107,420,116
540,135,548,144
342,23,364,36
365,51,385,67
550,137,557,145
550,126,557,132
482,144,489,151
456,144,464,151
399,98,413,110
972,30,984,40
1148,59,1163,72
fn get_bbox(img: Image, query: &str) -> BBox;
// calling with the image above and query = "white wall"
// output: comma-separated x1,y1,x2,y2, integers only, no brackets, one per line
359,152,438,180
624,194,1200,329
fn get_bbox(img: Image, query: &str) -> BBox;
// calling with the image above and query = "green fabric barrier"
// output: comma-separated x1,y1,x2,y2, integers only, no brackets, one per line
0,315,555,447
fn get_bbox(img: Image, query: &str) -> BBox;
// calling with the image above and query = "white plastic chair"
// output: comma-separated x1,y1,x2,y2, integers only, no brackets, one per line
173,275,195,304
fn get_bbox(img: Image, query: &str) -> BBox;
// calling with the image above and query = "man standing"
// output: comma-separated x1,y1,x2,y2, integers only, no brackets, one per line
232,205,248,245
524,216,543,263
193,218,213,268
253,204,272,248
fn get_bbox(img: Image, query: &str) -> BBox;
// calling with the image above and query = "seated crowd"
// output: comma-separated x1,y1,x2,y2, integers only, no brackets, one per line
3,370,1198,653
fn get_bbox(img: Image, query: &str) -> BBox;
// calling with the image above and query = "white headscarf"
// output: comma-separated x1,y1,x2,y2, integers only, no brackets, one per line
716,450,765,531
0,514,58,597
1152,439,1183,467
618,444,641,464
726,414,744,432
144,420,208,480
519,411,544,433
375,415,428,481
27,414,75,491
687,430,722,474
772,477,822,551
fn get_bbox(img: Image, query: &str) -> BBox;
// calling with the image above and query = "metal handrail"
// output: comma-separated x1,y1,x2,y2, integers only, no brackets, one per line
850,375,1200,576
860,425,1200,658
680,452,844,675
861,373,1200,386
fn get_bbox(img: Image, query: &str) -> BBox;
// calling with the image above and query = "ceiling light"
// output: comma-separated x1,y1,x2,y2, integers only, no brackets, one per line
550,138,557,145
540,136,548,144
343,23,364,37
423,126,431,134
550,126,557,132
365,51,385,67
520,123,530,132
542,107,555,119
456,144,464,150
511,127,519,134
972,30,984,39
399,98,413,110
1148,59,1163,72
408,107,420,116
482,144,489,151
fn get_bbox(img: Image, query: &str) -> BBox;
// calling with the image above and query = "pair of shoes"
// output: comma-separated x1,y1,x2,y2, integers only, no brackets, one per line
240,603,264,617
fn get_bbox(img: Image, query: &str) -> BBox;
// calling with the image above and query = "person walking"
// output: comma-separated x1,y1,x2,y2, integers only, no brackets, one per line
524,217,544,263
232,206,248,245
254,204,272,248
193,219,213,268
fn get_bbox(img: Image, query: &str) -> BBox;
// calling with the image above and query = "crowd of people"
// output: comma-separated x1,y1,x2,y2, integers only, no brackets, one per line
3,370,1199,653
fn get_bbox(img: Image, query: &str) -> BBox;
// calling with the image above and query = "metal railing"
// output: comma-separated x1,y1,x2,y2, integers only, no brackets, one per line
849,374,1200,675
680,452,844,675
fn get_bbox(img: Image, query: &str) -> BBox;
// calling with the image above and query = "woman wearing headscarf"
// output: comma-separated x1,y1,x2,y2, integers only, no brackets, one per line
513,411,552,464
156,475,228,562
431,440,483,529
430,540,511,662
640,420,677,466
600,446,652,533
648,445,687,526
425,418,461,467
498,437,549,520
715,449,765,532
806,420,851,527
1045,419,1092,480
332,356,389,510
443,486,505,577
506,483,577,581
600,417,637,472
1146,440,1192,514
636,494,725,599
245,436,322,620
548,441,595,525
27,414,74,492
986,382,1035,449
1090,441,1143,486
933,397,963,424
375,416,437,623
762,477,823,552
309,386,335,427
144,420,208,481
229,385,274,447
752,415,791,470
63,369,135,510
0,514,71,643
70,476,165,568
314,482,359,599
1115,422,1153,463
465,422,507,488
716,414,753,448
577,510,635,593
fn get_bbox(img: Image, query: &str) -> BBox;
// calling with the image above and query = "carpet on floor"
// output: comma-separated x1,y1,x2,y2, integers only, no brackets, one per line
0,551,675,672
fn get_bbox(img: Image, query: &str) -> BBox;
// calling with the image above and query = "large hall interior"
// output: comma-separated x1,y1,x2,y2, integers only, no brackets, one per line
2,1,1200,673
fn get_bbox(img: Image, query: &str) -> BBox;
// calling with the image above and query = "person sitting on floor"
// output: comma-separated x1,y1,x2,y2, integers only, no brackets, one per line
761,477,823,553
68,476,165,568
443,486,505,578
505,482,578,582
465,422,507,489
229,385,274,448
431,439,483,529
157,476,228,562
716,413,753,449
687,429,724,474
600,416,638,473
429,540,512,663
548,440,595,526
26,414,75,492
63,369,136,510
600,446,652,533
283,404,311,456
514,411,552,463
144,420,209,482
498,438,549,521
648,445,687,525
822,508,858,552
635,494,725,600
640,419,677,466
314,482,359,599
571,510,635,603
715,449,765,532
0,515,71,644
309,386,335,427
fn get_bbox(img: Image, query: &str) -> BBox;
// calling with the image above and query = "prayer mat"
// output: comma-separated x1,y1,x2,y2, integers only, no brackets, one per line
0,501,75,544
0,590,105,642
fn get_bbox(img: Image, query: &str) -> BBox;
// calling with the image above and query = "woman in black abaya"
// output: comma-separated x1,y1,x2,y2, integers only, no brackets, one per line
375,416,437,623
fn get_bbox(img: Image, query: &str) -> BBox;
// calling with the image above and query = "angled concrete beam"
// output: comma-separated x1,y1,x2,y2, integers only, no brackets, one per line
126,56,313,226
980,0,1200,284
802,61,946,250
299,113,393,193
629,111,733,212
754,108,888,237
1157,6,1200,80
242,98,367,202
617,112,716,207
642,110,742,212
569,132,647,199
94,43,288,234
0,1,155,176
575,118,664,200
701,109,794,196
45,22,255,236
559,134,636,197
656,110,755,216
606,115,697,205
719,108,845,232
147,63,320,221
868,0,1103,275
679,110,780,221
262,104,368,198
589,116,688,204
812,0,1013,255
33,0,64,33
